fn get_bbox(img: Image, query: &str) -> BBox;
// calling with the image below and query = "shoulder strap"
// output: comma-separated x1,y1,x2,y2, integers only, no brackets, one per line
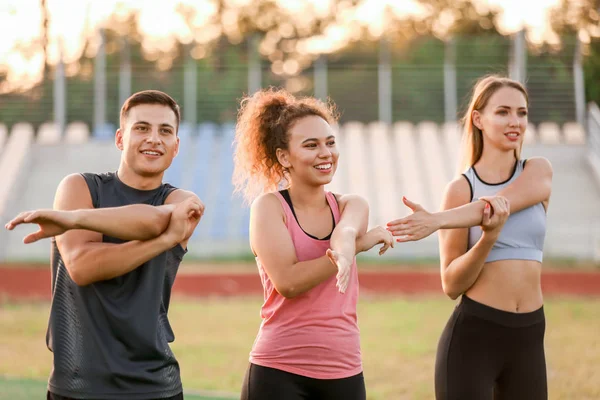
158,183,179,205
461,168,475,202
326,192,341,224
80,172,101,208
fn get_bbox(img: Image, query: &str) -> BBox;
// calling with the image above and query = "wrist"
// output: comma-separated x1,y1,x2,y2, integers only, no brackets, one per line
355,236,365,254
71,209,85,230
481,230,499,244
431,212,446,230
158,231,179,249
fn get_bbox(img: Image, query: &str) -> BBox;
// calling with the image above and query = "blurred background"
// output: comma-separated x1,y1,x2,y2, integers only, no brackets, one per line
1,0,599,262
1,2,600,399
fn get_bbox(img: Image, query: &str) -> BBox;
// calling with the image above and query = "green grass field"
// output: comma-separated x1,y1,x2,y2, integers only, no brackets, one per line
1,296,599,399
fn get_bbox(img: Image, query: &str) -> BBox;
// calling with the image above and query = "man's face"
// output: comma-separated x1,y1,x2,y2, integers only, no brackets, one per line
116,104,179,177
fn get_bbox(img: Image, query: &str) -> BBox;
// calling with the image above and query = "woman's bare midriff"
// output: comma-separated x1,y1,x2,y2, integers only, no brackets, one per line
465,260,543,313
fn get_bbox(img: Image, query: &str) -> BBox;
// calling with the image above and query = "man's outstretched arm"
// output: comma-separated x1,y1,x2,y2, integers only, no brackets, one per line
6,174,204,242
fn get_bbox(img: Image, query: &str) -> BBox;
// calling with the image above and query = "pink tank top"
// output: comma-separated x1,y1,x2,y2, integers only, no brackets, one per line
249,191,362,379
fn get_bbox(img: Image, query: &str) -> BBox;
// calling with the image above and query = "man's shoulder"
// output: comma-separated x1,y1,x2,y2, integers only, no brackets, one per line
79,171,116,183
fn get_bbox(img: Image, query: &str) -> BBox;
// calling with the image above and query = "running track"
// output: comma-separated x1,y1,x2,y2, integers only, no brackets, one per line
1,264,599,300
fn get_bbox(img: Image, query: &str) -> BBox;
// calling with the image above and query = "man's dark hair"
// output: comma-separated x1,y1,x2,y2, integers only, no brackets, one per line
120,90,181,132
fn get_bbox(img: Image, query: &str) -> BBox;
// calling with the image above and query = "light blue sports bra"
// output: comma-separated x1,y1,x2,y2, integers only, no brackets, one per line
464,159,547,263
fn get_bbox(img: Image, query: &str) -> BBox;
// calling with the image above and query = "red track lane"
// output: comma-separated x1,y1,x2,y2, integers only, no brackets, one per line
1,267,600,300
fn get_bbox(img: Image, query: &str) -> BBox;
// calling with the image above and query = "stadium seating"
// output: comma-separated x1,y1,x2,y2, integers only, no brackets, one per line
36,122,61,145
65,122,90,144
0,119,599,261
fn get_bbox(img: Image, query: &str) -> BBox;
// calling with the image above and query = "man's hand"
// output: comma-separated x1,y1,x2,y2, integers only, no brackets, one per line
5,209,79,244
162,197,203,247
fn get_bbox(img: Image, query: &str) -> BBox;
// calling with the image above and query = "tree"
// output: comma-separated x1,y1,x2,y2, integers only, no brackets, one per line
550,0,600,105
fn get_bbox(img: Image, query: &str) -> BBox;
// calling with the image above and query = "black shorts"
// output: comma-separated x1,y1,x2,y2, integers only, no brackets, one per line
47,391,184,400
435,295,547,400
241,363,366,400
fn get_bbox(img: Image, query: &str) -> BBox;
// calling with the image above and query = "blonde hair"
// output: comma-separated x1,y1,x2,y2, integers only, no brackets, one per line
232,88,338,204
460,75,529,172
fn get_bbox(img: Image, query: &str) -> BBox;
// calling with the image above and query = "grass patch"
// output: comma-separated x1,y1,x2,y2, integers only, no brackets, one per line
1,297,599,399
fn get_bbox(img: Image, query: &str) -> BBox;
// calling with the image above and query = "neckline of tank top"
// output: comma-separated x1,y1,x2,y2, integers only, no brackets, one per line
472,159,519,186
113,171,166,196
279,189,335,241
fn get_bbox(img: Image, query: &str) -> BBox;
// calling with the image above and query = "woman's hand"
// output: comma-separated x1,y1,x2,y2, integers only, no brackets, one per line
386,197,441,242
327,249,353,294
356,226,394,255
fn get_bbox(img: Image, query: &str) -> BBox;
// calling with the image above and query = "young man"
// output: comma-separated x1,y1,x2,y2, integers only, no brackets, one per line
6,90,204,400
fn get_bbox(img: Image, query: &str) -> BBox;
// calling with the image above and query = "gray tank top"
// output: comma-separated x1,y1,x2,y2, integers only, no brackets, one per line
47,172,185,399
463,159,546,263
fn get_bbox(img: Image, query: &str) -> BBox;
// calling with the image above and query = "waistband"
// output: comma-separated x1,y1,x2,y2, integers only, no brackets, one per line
459,295,545,328
486,247,543,263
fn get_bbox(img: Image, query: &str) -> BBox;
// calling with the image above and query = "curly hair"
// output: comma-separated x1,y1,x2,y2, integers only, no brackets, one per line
233,88,338,204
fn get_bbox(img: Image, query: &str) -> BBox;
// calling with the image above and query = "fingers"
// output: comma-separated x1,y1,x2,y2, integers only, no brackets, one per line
379,231,394,255
386,218,409,231
480,196,509,216
337,270,349,294
395,235,416,243
174,198,202,219
23,211,41,223
478,196,494,204
481,196,510,231
402,196,424,212
326,249,338,266
188,208,203,220
379,242,390,255
388,226,414,237
330,249,350,294
483,203,491,225
489,196,509,217
23,230,44,244
386,219,412,236
5,211,33,230
336,272,348,293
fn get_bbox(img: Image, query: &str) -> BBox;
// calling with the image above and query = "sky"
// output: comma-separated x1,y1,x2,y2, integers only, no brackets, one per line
0,0,563,91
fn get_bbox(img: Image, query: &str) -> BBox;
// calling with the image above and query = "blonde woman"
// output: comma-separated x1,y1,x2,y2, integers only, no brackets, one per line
388,75,552,399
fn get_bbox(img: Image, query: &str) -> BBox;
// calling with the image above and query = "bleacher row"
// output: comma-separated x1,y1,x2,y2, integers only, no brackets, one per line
0,119,597,260
0,120,588,149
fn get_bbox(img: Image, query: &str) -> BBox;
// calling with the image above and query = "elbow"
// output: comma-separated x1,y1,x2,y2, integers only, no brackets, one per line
277,285,299,299
335,226,359,241
445,289,461,301
275,281,302,299
63,252,93,287
66,263,92,287
441,276,461,300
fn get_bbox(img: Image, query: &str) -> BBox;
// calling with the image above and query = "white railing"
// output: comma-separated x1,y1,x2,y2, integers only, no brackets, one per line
0,124,34,217
587,103,600,187
587,103,600,262
589,103,600,156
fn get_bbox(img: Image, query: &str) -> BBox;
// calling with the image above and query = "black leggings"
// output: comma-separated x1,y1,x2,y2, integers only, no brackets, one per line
240,363,366,400
47,391,183,400
435,295,547,400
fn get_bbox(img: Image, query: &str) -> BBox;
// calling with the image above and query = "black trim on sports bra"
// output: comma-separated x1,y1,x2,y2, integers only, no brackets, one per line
461,173,474,202
280,189,335,241
472,159,519,186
